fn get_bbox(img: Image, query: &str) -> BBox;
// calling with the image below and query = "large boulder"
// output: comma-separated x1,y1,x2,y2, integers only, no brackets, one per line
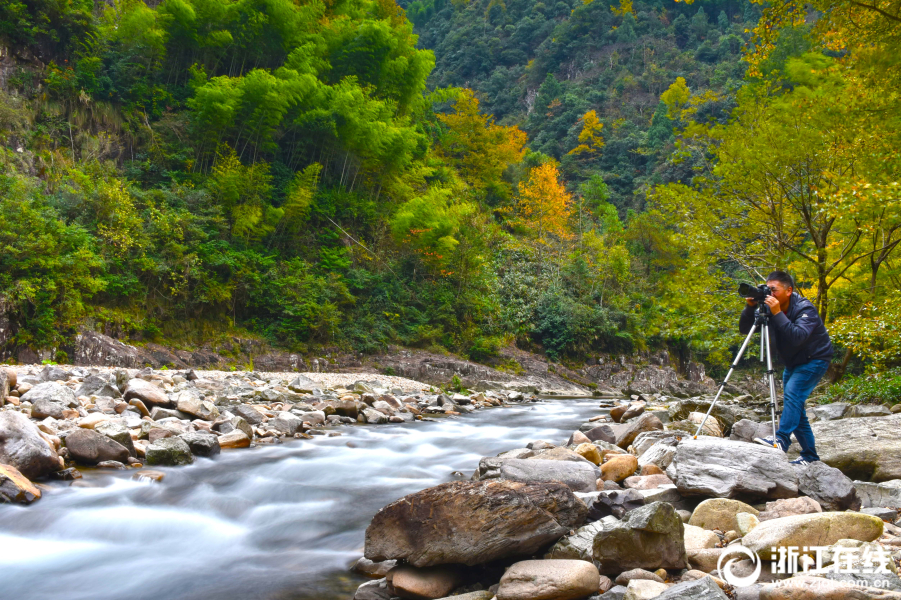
854,480,901,510
742,512,884,559
475,457,600,492
591,501,687,574
65,428,130,465
365,480,587,567
615,413,664,449
496,560,601,600
145,437,194,466
123,379,172,408
802,414,901,482
0,463,42,503
21,382,79,419
0,411,61,479
795,460,861,511
75,374,122,399
688,498,759,532
667,438,799,500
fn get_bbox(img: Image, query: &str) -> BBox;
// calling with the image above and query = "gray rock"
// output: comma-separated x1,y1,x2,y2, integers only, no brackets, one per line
795,460,860,511
352,578,392,600
588,489,646,520
94,421,136,458
65,429,130,465
812,403,850,421
615,413,664,449
496,559,600,600
150,407,191,421
21,382,79,419
654,576,728,599
802,414,901,482
591,501,688,574
39,365,69,382
632,431,674,456
365,480,587,567
270,412,303,435
297,410,326,425
145,437,194,466
475,457,600,492
584,425,617,444
363,408,388,424
231,416,253,439
861,507,898,520
76,375,122,399
637,438,679,471
667,438,799,499
854,480,901,510
668,398,759,431
231,404,264,426
179,432,221,457
847,404,892,419
287,375,317,393
546,517,619,562
0,411,61,479
174,392,220,421
729,419,775,443
123,379,172,408
594,586,628,600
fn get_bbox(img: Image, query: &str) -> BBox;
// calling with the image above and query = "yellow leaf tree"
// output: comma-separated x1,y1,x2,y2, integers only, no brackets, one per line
568,110,605,156
514,163,574,245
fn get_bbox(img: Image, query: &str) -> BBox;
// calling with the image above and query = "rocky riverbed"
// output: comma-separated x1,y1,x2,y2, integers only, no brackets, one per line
0,364,540,502
351,395,901,600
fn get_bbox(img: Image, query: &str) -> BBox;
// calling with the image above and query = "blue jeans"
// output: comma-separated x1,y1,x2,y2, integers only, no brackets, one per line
777,359,830,461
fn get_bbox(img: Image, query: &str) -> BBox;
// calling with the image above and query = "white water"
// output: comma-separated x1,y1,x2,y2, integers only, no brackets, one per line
0,398,604,600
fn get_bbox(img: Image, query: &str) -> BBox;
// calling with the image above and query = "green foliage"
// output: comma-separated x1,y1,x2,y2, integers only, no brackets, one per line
822,368,901,406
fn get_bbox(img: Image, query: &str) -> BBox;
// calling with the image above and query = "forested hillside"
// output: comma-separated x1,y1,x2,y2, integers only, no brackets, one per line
0,0,898,390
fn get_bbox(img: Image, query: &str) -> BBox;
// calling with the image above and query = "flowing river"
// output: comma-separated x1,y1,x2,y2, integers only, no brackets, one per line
0,397,605,600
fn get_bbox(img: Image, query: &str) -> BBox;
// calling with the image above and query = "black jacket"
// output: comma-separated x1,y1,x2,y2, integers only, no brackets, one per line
739,292,834,368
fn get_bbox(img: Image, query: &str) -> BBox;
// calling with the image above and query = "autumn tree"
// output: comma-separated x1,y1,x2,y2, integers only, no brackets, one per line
512,163,574,246
567,110,604,156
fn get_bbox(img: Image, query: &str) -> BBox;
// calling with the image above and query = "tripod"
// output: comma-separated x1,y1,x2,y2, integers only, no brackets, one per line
693,301,780,446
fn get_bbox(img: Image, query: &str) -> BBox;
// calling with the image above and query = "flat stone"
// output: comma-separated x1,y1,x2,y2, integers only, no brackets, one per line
802,414,901,482
476,457,600,492
365,480,587,568
588,489,646,520
76,375,122,399
854,480,901,510
743,512,884,559
497,559,600,600
668,438,799,500
847,404,893,419
0,463,42,503
689,498,760,532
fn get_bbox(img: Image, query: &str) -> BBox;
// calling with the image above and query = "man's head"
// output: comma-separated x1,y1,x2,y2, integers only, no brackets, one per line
766,271,794,306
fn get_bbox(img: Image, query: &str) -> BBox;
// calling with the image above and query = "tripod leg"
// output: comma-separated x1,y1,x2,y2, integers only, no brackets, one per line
694,324,758,439
763,325,780,448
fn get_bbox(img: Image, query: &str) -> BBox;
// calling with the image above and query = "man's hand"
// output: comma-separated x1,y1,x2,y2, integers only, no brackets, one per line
764,295,781,314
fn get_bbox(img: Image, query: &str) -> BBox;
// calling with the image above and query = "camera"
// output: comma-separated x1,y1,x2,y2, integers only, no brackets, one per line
738,282,773,302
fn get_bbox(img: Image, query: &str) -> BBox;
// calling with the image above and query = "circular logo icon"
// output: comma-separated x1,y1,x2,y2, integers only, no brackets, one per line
716,545,761,587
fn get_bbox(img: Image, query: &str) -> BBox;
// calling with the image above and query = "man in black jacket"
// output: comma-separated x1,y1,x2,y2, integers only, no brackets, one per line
739,271,833,465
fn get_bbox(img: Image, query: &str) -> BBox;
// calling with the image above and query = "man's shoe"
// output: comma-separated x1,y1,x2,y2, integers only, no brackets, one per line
753,436,786,452
790,458,815,466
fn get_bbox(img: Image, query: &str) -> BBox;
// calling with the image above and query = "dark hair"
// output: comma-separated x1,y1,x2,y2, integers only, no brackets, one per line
766,271,794,290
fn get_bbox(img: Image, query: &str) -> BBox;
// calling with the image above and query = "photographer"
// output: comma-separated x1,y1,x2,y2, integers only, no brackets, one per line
739,271,833,466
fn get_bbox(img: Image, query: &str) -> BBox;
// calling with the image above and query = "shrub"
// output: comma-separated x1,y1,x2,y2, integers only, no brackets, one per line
822,368,901,406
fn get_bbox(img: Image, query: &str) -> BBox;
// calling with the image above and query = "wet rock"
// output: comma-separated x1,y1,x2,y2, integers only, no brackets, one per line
218,430,251,448
689,498,760,532
123,379,172,408
475,457,600,492
653,576,728,600
806,414,901,482
180,432,221,457
496,559,600,600
96,460,127,469
615,413,664,449
588,489,646,520
601,454,639,482
133,470,165,483
743,512,884,559
94,421,137,457
0,411,62,479
145,437,194,466
50,467,82,481
365,479,587,567
591,501,688,574
667,438,798,500
0,463,42,503
795,460,860,511
66,429,129,465
855,480,901,510
757,497,822,521
387,565,461,600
